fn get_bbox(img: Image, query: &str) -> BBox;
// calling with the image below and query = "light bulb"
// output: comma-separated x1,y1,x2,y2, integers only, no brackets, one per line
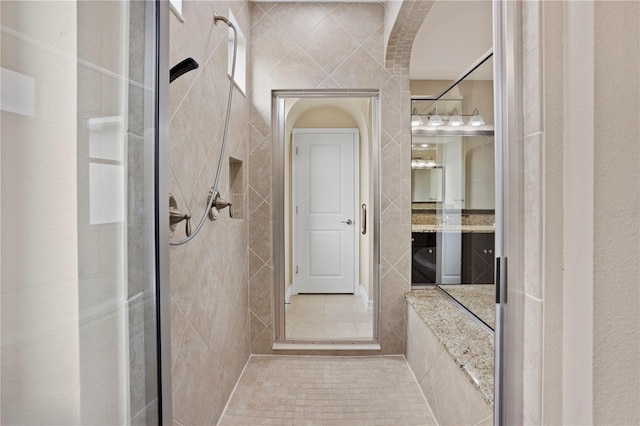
448,110,464,127
427,113,444,127
468,108,485,127
411,114,424,126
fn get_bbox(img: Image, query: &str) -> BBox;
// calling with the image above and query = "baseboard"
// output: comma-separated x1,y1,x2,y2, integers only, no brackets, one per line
359,284,373,312
285,284,293,303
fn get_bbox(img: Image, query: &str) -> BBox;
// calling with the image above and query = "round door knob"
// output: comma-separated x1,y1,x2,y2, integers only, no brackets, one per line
341,219,353,225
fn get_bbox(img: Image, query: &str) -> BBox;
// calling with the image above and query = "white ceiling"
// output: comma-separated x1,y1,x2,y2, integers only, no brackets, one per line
410,0,493,81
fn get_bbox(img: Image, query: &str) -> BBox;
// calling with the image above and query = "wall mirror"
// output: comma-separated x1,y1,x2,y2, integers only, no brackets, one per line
272,90,380,347
411,53,495,331
412,167,443,204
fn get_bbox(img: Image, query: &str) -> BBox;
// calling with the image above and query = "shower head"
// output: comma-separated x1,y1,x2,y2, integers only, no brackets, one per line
169,58,199,84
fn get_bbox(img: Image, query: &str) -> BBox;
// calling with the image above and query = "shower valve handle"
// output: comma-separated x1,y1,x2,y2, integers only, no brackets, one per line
216,196,233,219
169,206,192,237
207,189,233,220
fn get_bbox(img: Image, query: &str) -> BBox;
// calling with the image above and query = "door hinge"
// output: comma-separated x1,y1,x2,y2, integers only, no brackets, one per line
295,265,299,274
296,206,298,214
295,147,299,155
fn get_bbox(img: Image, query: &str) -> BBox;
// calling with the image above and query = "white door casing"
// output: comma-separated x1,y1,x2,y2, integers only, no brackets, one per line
292,129,359,294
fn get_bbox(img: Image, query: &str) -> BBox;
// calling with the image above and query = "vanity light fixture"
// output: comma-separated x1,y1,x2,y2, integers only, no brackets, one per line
427,109,444,127
411,157,437,169
468,108,485,126
411,158,425,168
411,108,424,126
448,109,464,127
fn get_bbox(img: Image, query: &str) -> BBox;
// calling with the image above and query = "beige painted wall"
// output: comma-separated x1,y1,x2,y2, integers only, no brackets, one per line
464,140,494,210
410,80,451,97
1,1,81,423
591,3,639,422
168,1,251,424
294,106,359,129
517,1,640,424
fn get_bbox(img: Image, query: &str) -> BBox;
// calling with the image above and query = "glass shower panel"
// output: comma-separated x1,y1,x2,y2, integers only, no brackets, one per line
410,54,496,330
1,1,160,424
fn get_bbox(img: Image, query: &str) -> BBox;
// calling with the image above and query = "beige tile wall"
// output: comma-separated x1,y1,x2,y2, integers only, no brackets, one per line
248,1,426,354
168,1,251,424
522,1,545,423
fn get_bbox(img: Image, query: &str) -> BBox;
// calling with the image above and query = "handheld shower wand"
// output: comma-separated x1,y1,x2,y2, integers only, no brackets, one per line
169,58,199,83
170,13,238,246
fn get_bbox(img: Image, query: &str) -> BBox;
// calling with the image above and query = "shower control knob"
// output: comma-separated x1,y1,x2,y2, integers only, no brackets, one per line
169,193,192,238
215,196,233,218
207,189,233,220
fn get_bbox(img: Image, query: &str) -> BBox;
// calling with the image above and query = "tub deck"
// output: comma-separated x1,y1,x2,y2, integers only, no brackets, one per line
405,288,494,407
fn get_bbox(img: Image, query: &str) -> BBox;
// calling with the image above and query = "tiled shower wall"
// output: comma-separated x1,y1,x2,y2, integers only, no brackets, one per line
168,1,251,424
248,2,413,355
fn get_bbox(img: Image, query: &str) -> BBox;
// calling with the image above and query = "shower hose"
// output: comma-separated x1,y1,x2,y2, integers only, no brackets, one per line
170,13,238,246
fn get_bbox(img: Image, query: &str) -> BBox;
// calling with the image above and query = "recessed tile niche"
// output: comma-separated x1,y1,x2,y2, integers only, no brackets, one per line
229,157,243,220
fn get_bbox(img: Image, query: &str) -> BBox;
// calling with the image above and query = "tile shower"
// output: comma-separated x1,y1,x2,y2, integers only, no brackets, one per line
168,1,251,424
247,1,413,355
168,0,435,424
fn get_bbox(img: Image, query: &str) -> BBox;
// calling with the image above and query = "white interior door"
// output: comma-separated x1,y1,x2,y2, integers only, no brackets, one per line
437,137,463,284
293,129,359,293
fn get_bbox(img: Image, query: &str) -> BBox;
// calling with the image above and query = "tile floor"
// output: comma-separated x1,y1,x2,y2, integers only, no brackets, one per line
285,294,373,340
219,355,438,425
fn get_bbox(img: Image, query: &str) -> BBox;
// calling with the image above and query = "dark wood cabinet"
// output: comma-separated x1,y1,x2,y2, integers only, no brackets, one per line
412,232,436,284
411,231,495,285
461,232,495,284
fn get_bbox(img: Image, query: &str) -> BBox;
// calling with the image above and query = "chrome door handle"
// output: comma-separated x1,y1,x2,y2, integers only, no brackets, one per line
341,219,353,225
361,204,367,235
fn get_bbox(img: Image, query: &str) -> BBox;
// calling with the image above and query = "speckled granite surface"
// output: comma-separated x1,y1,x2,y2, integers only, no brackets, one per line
411,224,495,233
439,284,496,329
412,212,495,227
405,289,494,405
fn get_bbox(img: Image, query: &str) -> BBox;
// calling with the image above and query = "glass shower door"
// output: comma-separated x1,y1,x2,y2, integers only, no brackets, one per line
1,1,163,424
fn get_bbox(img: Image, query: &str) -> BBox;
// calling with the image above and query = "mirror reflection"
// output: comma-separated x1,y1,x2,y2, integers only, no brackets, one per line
282,96,376,341
411,54,495,329
412,167,443,203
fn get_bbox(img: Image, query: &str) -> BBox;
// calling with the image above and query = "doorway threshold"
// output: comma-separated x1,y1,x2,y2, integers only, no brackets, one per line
273,342,381,351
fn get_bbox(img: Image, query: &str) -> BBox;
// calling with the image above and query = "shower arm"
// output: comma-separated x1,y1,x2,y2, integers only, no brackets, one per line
170,13,238,246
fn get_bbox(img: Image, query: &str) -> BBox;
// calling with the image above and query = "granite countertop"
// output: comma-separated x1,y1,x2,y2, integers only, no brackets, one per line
405,289,494,405
439,285,496,329
411,224,495,233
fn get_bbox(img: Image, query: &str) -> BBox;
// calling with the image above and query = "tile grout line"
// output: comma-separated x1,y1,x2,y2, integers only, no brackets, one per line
216,354,254,426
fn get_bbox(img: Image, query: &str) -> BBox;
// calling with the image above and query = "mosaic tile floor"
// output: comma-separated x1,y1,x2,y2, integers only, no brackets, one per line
285,294,373,340
219,355,438,425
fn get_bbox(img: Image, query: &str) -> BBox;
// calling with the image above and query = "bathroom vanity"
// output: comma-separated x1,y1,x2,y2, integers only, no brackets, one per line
411,219,495,285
